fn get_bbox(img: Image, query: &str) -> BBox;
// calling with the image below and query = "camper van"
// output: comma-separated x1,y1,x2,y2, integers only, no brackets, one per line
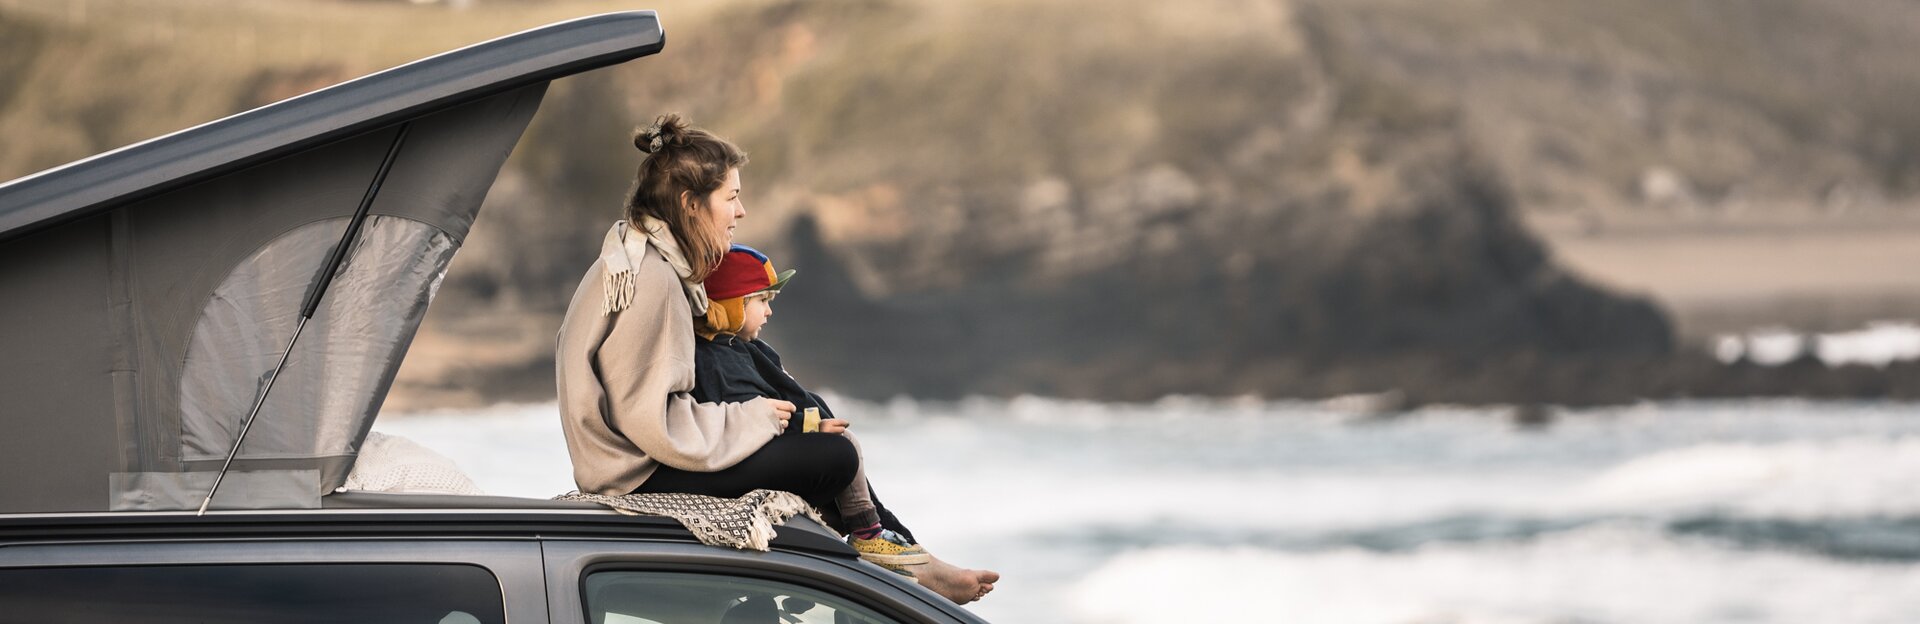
0,12,984,624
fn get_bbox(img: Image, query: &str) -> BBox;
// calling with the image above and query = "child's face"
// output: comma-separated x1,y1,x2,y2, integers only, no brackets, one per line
738,293,773,341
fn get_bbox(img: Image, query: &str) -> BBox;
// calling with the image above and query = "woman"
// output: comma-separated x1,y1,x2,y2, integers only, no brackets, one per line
554,114,996,604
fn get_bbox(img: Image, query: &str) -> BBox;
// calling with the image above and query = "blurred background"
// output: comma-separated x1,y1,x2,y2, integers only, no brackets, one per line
5,0,1919,621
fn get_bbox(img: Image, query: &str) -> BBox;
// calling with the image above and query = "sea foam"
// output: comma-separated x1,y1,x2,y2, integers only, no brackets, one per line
1573,436,1920,519
376,397,1920,624
1069,524,1920,624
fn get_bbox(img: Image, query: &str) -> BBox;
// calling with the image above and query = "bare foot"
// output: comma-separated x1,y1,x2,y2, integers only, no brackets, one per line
909,554,999,605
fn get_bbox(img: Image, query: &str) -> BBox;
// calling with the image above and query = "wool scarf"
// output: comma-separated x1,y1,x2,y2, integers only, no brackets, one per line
600,217,709,316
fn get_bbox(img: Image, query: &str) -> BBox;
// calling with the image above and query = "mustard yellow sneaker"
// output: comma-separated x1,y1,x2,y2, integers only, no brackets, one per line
878,562,918,580
849,529,931,566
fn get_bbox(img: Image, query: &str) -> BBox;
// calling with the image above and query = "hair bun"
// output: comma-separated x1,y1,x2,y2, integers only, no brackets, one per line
634,113,691,154
633,125,664,154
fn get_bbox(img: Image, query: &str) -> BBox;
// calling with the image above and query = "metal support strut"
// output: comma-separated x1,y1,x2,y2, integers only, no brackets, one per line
197,123,412,515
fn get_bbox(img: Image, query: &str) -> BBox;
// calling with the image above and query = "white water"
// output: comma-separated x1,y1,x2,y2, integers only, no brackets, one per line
377,398,1920,623
1713,321,1920,367
1071,524,1920,624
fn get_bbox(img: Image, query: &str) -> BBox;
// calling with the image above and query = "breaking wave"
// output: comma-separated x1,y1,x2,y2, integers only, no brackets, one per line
1572,436,1920,520
1068,524,1920,624
378,397,1920,623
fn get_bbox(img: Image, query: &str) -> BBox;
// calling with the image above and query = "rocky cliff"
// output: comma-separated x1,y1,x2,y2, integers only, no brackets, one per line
445,0,1675,403
5,0,1917,406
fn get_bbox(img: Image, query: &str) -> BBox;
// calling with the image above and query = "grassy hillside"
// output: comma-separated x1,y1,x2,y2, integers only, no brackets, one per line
1306,0,1920,212
5,0,1915,406
10,0,1915,214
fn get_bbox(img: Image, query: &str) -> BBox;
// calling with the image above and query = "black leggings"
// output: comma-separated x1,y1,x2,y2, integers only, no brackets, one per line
633,432,916,542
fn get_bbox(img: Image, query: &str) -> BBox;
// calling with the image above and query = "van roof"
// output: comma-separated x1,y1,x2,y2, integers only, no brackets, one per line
0,500,859,560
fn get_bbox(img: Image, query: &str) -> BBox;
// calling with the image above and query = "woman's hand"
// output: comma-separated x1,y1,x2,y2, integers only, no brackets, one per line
766,399,796,430
818,419,849,434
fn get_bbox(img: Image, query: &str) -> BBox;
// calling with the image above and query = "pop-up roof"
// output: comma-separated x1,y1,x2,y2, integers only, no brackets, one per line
0,12,665,513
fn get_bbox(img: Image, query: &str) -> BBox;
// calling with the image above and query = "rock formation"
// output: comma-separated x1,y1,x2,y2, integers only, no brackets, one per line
7,0,1919,406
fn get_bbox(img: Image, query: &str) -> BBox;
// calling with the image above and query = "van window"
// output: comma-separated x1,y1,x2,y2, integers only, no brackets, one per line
584,571,901,624
0,563,504,624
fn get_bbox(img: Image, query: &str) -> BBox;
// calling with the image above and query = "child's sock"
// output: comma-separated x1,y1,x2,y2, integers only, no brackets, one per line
850,522,884,540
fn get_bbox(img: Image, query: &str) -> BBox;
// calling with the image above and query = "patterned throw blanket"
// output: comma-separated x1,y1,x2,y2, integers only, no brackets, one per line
554,489,828,551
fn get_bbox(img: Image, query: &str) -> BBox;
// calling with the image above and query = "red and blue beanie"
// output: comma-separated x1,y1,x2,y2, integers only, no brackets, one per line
704,244,795,300
698,245,795,336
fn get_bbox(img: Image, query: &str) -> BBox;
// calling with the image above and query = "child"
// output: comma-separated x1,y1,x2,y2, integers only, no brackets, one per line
691,244,928,571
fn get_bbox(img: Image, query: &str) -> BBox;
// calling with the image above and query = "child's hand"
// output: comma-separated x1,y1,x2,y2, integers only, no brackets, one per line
818,419,850,434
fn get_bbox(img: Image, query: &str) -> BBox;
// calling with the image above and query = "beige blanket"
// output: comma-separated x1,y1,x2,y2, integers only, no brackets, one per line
554,489,827,551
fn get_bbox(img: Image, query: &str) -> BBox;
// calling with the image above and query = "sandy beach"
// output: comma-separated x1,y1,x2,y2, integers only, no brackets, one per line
1529,211,1920,342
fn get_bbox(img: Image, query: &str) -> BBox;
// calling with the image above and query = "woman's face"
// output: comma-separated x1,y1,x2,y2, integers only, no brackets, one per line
701,167,745,244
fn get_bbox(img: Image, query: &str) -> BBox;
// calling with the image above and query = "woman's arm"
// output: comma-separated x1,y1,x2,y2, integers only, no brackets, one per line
596,264,787,472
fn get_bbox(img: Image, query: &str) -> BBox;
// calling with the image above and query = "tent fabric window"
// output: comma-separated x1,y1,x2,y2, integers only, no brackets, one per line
0,13,622,513
179,215,454,462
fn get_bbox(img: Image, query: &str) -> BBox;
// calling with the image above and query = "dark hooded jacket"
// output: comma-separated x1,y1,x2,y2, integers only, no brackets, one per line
692,334,835,434
690,333,919,543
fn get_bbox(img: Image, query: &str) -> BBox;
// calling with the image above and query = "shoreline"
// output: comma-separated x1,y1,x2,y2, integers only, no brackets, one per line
383,317,1920,413
384,211,1920,413
1528,211,1920,341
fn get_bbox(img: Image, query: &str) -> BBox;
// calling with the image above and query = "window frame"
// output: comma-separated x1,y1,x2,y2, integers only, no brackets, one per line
543,540,978,624
0,560,508,623
580,566,915,624
0,537,544,623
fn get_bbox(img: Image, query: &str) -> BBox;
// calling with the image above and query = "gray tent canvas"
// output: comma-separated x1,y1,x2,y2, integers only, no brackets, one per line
0,12,665,513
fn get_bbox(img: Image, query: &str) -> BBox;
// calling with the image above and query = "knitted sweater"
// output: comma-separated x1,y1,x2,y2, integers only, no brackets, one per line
555,223,783,495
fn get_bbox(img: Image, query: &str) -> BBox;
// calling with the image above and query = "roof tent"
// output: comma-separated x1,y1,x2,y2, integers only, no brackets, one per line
0,12,664,513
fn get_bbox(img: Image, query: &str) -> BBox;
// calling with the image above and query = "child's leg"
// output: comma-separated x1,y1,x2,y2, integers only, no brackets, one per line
869,487,916,545
834,432,881,532
834,431,929,569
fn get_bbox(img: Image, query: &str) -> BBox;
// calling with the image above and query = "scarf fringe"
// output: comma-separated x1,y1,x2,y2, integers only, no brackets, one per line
597,218,709,317
603,269,636,315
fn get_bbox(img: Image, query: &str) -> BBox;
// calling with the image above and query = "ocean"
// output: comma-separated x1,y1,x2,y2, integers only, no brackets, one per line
376,397,1920,624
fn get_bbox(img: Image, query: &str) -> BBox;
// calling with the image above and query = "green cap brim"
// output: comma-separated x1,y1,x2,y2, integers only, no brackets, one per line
761,268,796,293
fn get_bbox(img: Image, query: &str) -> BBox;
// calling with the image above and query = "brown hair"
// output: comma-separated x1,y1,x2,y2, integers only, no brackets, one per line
625,113,748,282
